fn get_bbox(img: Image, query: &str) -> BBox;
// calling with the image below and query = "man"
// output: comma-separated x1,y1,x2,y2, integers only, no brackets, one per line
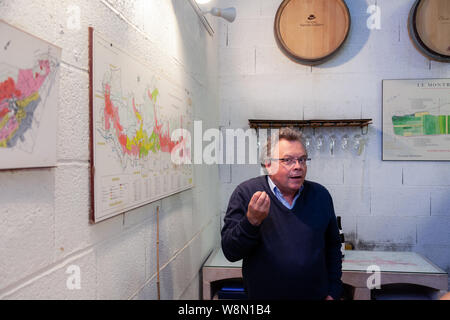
221,127,342,300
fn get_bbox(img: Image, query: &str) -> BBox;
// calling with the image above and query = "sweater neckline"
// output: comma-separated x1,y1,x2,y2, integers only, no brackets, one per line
262,175,307,212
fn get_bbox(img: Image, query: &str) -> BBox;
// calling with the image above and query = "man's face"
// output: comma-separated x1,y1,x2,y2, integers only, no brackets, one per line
266,139,307,196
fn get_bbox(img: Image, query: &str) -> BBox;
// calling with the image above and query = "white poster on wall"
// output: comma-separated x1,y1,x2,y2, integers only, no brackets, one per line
90,28,193,222
383,79,450,161
0,20,60,169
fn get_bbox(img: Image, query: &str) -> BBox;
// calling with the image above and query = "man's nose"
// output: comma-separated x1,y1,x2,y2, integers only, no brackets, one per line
292,160,303,169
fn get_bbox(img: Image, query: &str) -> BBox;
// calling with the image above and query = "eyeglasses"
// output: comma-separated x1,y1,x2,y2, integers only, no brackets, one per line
270,157,311,167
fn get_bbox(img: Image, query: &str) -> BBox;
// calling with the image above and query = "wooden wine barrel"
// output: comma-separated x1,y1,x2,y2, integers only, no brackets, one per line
408,0,450,62
274,0,351,65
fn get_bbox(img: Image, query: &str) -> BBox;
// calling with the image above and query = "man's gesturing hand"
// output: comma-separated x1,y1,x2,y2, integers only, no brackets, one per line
246,191,270,226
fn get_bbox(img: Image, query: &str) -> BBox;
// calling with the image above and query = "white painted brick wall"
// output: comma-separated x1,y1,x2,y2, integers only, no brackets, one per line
3,250,97,299
328,186,371,216
307,160,344,186
217,0,450,284
371,187,431,217
54,165,123,259
357,216,417,245
430,188,450,217
416,217,450,246
58,65,90,160
1,0,220,299
343,159,370,186
219,47,255,76
256,45,310,75
367,161,403,187
403,163,450,186
0,169,55,290
96,224,146,300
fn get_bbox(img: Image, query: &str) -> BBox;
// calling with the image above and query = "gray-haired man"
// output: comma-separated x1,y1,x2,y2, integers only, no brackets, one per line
221,127,342,300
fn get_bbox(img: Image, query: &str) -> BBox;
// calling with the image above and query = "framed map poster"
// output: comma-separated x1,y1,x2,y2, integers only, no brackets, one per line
0,20,61,169
89,28,193,223
383,79,450,161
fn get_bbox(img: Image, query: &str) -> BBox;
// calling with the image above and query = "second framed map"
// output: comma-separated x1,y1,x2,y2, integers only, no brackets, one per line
383,79,450,161
89,28,193,223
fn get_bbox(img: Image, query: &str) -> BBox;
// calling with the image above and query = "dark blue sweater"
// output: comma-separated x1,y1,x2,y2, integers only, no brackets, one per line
221,176,342,300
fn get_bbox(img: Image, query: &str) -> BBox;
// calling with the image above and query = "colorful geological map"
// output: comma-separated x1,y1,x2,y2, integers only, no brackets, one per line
100,77,189,169
92,29,192,222
0,20,60,169
0,60,51,148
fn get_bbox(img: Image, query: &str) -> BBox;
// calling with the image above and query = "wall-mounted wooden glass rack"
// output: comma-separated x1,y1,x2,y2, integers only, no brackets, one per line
249,119,372,129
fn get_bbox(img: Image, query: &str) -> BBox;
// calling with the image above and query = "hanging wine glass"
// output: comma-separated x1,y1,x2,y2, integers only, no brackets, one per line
353,134,365,156
316,134,324,153
341,134,350,152
304,134,313,155
329,134,337,156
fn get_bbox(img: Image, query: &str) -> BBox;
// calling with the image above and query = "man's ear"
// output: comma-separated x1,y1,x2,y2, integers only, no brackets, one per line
266,159,281,175
264,160,274,175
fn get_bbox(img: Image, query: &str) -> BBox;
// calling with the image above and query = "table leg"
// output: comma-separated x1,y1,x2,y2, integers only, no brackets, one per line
353,287,371,300
203,281,211,300
437,290,449,300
